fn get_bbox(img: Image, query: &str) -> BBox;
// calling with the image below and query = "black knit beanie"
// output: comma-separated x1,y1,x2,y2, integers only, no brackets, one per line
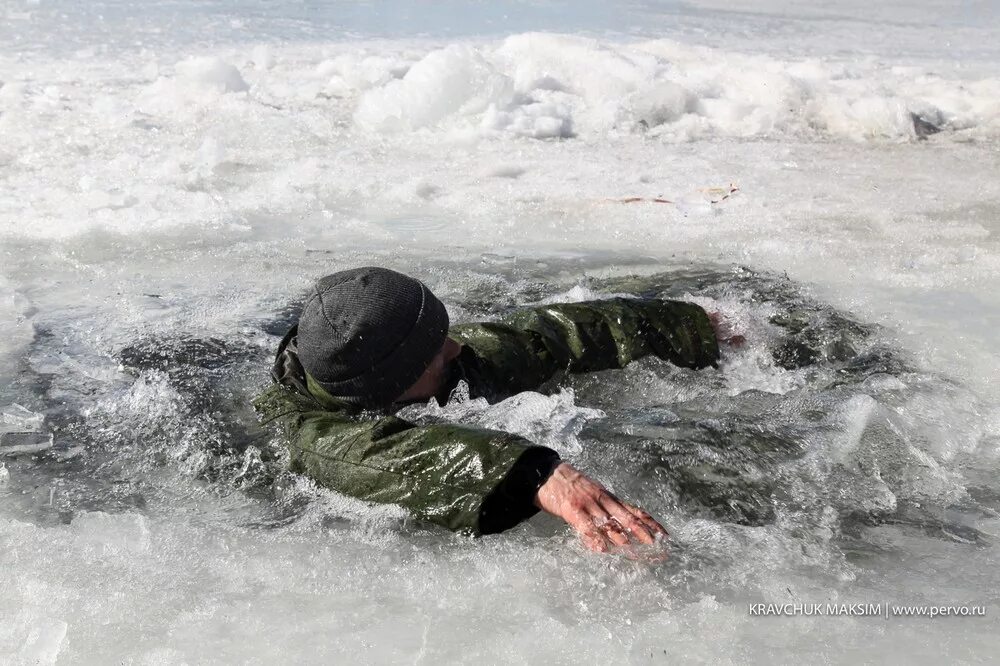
296,267,450,407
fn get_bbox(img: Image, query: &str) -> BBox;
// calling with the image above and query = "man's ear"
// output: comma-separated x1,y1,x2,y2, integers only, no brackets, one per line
443,337,463,362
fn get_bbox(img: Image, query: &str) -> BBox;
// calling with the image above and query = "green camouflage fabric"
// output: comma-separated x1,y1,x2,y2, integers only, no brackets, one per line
253,297,719,535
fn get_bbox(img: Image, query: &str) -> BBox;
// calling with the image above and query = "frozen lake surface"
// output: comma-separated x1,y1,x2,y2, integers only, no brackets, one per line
1,1,999,663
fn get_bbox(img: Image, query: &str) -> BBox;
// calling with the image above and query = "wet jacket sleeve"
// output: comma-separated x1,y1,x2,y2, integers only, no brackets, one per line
449,297,720,393
253,386,559,535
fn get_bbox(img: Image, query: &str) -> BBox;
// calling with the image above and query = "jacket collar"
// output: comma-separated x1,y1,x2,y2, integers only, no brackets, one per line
271,326,360,413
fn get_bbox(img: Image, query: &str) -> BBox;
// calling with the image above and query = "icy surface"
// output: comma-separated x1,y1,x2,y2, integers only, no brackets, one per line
2,1,1000,664
0,403,44,432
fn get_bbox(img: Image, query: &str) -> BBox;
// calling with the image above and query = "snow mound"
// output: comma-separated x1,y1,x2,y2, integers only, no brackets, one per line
353,34,1000,141
137,56,249,117
355,45,514,133
175,56,249,93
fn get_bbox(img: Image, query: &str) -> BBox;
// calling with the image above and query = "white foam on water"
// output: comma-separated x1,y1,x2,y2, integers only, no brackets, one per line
399,383,605,456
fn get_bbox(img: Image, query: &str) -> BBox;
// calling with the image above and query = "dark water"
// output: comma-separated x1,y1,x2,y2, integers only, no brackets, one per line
3,262,990,564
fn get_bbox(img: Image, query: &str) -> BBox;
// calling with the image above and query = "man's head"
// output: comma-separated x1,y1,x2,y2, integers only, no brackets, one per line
296,267,458,407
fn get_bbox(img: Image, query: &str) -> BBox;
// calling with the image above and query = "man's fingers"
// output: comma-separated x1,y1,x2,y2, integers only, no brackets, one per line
581,529,609,553
571,509,631,549
599,497,656,545
625,504,669,537
566,510,612,552
548,467,669,554
598,516,632,547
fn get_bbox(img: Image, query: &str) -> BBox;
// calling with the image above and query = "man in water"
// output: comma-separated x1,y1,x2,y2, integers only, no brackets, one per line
254,267,724,553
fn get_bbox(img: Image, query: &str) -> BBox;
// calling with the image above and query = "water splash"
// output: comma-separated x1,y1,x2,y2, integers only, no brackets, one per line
398,381,605,456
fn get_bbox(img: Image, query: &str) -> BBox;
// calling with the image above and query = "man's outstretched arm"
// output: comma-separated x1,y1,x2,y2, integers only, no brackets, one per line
256,384,665,549
450,297,720,397
257,385,553,534
505,297,720,372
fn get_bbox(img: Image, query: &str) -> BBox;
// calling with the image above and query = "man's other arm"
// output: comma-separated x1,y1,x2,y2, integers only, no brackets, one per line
453,297,719,383
256,388,558,535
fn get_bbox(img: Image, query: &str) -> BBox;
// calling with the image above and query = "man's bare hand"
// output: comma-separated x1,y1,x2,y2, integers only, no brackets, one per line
534,462,668,554
708,311,746,348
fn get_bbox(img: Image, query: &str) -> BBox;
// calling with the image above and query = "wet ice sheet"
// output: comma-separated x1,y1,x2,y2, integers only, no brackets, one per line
3,507,995,664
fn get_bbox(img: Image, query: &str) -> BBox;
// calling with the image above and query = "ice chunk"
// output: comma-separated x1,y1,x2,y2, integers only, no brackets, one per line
532,115,570,139
1,403,44,431
18,618,68,665
196,136,226,172
175,56,249,93
481,252,516,266
0,432,54,456
355,45,513,132
631,81,695,128
252,44,275,71
71,511,151,553
53,446,86,461
480,100,574,139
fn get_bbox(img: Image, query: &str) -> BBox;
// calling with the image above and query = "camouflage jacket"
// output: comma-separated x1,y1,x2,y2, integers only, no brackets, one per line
252,297,719,535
